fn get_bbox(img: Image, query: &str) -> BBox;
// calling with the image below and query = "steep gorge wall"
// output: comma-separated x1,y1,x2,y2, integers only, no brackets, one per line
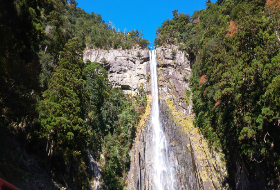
126,99,200,189
127,45,228,189
83,46,227,189
156,45,192,116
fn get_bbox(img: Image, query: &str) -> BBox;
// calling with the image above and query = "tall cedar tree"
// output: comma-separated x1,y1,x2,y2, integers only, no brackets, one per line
38,37,86,161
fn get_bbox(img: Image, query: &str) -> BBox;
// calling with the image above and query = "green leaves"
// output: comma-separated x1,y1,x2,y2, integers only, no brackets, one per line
1,0,148,189
0,0,43,125
36,37,91,188
38,37,85,159
184,0,280,186
154,11,191,46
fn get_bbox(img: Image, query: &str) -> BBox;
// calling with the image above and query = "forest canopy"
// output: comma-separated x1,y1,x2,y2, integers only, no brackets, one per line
0,0,149,189
155,0,280,188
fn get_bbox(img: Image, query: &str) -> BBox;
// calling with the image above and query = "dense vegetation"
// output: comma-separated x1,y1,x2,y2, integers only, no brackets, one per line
155,0,280,188
0,0,148,189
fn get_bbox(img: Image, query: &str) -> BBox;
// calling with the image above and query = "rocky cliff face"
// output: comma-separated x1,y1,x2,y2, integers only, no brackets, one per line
127,100,200,190
83,47,149,95
83,46,228,189
156,45,192,116
127,45,228,190
127,98,227,190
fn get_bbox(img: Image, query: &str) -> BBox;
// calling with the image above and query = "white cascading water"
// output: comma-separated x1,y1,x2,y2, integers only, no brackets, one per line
149,50,175,190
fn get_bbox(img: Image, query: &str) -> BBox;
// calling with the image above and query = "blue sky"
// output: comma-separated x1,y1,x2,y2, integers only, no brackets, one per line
76,0,211,48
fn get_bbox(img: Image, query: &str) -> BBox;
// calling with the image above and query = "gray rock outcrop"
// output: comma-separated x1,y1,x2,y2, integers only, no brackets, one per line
88,152,102,190
156,45,192,116
127,101,200,190
83,47,149,95
127,115,157,189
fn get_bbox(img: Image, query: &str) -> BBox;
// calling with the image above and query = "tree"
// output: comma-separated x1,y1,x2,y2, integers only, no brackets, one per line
188,0,280,187
37,38,87,184
0,0,43,127
172,9,179,18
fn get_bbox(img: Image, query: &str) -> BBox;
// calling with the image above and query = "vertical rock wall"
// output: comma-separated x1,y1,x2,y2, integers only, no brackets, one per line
159,100,200,189
156,45,192,116
127,116,157,189
127,46,228,190
127,98,227,190
127,102,199,190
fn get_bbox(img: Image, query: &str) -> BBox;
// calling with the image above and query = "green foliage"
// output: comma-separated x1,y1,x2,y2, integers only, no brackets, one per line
171,49,176,59
157,0,280,187
39,1,149,89
101,57,107,64
185,89,191,106
154,10,191,46
0,0,149,189
82,60,147,188
136,51,142,58
100,87,147,189
37,38,88,187
0,0,43,126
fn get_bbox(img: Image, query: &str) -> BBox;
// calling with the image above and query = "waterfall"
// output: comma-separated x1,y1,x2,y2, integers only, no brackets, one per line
149,50,175,190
